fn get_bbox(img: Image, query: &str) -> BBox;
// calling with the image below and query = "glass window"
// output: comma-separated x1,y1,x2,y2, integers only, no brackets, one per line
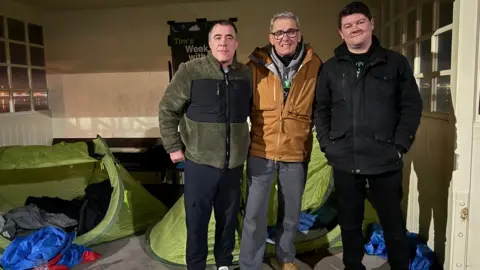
437,30,452,71
13,91,31,112
28,23,44,45
33,91,48,110
30,47,45,67
0,67,8,89
0,91,10,113
421,2,434,35
393,0,404,15
0,16,4,38
31,69,47,89
435,76,452,113
439,0,453,28
407,10,417,40
0,41,5,63
10,67,29,89
420,39,432,73
384,0,391,20
419,78,432,112
9,43,27,65
406,44,415,69
7,18,25,42
394,20,403,45
406,0,416,8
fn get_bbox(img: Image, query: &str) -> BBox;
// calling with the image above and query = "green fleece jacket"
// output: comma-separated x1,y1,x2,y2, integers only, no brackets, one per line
158,51,252,169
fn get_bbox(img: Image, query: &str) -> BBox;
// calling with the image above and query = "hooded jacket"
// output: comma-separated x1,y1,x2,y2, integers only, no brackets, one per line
247,43,322,162
313,35,422,175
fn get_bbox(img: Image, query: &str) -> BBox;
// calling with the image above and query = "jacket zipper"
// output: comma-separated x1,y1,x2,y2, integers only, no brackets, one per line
273,63,305,163
350,58,381,173
224,70,230,169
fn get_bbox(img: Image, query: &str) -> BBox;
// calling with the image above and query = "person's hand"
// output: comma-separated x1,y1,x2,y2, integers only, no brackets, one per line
169,150,185,163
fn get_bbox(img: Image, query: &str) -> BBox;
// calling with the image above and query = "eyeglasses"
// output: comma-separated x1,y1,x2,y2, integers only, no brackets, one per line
270,28,299,40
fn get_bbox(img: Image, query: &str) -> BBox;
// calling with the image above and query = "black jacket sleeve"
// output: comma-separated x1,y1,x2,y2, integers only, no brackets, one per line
394,56,423,153
313,64,332,152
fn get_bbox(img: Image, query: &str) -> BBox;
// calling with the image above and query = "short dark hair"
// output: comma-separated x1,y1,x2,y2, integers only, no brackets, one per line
338,1,373,29
208,20,238,40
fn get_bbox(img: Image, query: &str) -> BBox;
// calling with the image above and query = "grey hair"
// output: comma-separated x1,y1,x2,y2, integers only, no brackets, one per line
270,11,300,32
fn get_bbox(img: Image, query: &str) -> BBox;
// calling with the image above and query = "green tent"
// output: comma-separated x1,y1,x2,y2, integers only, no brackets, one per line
145,134,378,267
0,136,168,254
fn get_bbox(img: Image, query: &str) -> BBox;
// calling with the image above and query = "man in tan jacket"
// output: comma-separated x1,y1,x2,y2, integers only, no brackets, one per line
239,11,322,270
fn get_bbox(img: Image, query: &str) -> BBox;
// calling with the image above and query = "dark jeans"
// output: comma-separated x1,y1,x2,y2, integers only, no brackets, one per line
183,159,243,270
333,169,409,270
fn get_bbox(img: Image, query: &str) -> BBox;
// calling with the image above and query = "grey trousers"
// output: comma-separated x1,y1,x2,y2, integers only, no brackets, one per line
239,155,307,270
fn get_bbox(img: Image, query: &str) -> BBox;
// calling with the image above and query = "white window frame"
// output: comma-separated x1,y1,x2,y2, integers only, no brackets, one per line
380,0,454,116
0,15,49,114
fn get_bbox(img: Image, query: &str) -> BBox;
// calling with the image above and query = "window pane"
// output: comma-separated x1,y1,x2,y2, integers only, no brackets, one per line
0,66,8,89
9,43,27,65
421,2,433,35
7,18,25,42
435,76,452,113
31,69,47,89
439,1,453,28
420,39,432,73
30,46,45,67
419,78,432,112
0,91,10,113
33,91,48,110
13,91,31,112
406,44,415,69
387,25,393,48
384,1,391,22
0,41,5,63
393,0,403,15
11,67,29,89
406,0,416,8
0,16,4,38
394,20,403,45
407,10,417,40
28,23,44,45
438,30,452,71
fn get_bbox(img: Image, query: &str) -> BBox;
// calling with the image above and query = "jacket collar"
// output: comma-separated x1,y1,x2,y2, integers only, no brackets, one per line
248,42,315,68
334,35,387,63
206,50,239,71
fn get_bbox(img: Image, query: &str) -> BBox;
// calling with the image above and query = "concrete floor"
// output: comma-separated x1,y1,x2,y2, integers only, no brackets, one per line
74,234,389,270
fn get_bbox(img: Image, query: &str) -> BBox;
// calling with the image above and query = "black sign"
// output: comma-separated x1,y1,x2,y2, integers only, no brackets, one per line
167,19,237,79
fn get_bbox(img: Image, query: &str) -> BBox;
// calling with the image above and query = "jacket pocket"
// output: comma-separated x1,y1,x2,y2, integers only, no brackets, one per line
331,73,347,104
370,68,398,98
374,132,401,161
252,79,277,111
230,79,251,123
187,79,222,122
323,130,348,160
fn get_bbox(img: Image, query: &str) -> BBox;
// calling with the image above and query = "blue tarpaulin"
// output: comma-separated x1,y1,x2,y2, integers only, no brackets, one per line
365,223,435,270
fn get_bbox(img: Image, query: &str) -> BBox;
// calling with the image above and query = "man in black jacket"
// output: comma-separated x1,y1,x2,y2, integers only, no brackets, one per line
314,2,422,270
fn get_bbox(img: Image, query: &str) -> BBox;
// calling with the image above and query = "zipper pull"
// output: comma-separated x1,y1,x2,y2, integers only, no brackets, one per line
217,84,220,96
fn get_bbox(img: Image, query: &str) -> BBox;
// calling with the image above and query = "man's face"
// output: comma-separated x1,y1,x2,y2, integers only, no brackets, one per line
269,18,301,57
339,13,374,48
208,24,238,64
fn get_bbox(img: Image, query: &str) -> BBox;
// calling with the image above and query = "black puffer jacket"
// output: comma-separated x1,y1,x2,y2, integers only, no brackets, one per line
314,36,422,175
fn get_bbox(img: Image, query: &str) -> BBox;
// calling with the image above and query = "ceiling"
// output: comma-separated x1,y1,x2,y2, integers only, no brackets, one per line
13,0,227,11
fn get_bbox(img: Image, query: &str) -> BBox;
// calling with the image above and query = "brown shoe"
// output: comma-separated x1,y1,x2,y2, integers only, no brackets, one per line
282,263,299,270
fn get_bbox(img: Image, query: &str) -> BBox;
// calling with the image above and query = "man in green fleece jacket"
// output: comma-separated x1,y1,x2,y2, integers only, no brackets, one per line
158,20,252,270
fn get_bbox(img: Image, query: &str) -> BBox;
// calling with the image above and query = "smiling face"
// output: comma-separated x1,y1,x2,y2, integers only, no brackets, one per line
208,24,238,65
338,13,374,50
269,18,301,57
